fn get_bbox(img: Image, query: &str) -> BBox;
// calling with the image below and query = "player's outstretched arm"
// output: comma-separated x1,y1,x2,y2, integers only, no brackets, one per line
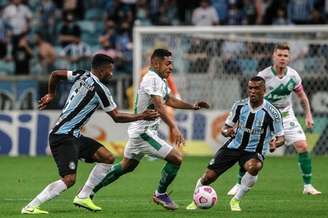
107,109,159,123
39,70,68,110
152,95,185,147
166,94,210,110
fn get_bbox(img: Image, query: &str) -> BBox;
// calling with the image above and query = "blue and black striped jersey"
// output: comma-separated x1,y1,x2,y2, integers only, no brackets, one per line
224,98,284,155
50,70,117,137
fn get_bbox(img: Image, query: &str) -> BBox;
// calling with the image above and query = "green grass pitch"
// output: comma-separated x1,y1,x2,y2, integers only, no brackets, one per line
0,156,327,218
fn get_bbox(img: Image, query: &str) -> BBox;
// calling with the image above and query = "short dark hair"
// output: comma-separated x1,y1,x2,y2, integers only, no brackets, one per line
91,54,114,69
250,76,265,85
151,48,172,60
274,43,290,52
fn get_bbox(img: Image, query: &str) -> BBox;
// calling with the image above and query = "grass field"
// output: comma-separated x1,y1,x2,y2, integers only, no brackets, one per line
0,156,327,218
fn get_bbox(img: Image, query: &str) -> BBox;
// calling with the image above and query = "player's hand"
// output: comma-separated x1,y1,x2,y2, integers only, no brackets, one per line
222,127,235,138
193,101,210,110
38,93,55,110
269,138,276,152
142,109,160,121
172,127,185,147
305,113,314,129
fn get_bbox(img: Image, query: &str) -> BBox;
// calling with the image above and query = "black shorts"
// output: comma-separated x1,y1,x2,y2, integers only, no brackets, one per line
49,134,103,177
207,146,264,177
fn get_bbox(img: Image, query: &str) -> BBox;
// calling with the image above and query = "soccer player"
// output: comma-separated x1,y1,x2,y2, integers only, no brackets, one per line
140,64,181,144
21,54,159,214
186,76,285,211
227,43,321,196
74,48,210,210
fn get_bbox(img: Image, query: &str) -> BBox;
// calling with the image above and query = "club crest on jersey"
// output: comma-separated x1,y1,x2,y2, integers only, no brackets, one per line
287,83,294,91
268,106,280,121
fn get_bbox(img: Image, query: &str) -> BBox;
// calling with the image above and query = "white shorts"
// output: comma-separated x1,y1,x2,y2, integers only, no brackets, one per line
124,129,173,161
282,112,306,146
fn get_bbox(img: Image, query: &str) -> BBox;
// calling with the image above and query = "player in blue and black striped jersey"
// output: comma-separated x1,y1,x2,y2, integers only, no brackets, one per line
186,76,285,212
21,54,159,215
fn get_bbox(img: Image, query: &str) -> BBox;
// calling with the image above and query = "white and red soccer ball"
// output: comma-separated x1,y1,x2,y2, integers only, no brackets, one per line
193,185,218,209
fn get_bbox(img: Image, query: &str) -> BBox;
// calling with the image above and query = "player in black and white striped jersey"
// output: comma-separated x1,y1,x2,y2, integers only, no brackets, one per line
21,54,159,214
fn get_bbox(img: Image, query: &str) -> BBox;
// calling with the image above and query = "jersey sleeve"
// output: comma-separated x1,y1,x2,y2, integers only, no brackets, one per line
95,85,117,112
225,101,242,127
257,70,265,78
143,76,165,97
268,105,284,136
293,71,303,91
67,70,85,82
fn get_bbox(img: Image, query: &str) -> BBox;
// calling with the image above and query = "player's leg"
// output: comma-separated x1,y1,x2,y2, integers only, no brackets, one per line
230,153,263,211
187,147,240,210
22,134,79,214
294,140,321,195
227,168,245,196
74,137,116,211
285,115,321,195
135,130,180,210
91,137,144,194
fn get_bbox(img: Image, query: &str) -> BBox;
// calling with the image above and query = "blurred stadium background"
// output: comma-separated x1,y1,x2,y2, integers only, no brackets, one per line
0,0,327,156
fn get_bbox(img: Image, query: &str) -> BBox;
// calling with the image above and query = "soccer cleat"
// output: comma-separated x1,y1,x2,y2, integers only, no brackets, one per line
186,201,197,210
21,206,48,214
152,192,178,210
227,183,240,196
230,197,241,212
303,185,321,195
73,196,102,212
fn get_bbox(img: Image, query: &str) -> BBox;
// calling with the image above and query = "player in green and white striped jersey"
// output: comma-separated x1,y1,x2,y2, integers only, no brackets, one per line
227,43,321,196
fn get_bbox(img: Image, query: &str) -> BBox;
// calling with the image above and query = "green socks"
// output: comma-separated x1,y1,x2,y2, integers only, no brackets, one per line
93,163,124,193
298,152,312,185
157,162,180,193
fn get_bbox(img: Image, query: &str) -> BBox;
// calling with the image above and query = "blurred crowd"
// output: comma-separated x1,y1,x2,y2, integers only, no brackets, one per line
0,0,327,76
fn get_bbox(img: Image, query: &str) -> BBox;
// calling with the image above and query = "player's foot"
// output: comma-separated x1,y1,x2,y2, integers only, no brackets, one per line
21,206,48,214
152,192,178,210
303,184,321,195
227,183,240,196
186,201,197,210
73,196,102,211
230,197,241,212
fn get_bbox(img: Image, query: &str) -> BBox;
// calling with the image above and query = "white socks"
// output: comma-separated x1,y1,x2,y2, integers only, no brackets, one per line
194,178,203,193
26,179,67,208
78,163,112,199
235,172,258,200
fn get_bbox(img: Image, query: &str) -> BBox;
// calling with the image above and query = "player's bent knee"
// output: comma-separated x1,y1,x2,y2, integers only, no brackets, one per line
245,160,262,175
166,148,182,165
294,141,308,153
104,154,115,164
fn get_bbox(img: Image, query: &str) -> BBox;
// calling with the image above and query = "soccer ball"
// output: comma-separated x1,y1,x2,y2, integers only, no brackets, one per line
193,185,218,209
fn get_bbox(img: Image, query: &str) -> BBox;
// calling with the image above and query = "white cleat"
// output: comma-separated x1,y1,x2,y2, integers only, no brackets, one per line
227,184,240,196
303,184,321,195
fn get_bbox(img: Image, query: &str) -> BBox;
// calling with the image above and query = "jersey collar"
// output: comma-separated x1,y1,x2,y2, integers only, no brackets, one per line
271,66,287,77
248,99,265,113
90,71,100,82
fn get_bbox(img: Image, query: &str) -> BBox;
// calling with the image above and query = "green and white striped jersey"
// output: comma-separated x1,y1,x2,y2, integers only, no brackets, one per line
128,70,171,137
257,66,302,113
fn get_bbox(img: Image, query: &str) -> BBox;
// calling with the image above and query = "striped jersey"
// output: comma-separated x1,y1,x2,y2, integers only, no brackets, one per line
128,70,170,137
225,98,284,155
258,66,302,113
50,70,117,137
